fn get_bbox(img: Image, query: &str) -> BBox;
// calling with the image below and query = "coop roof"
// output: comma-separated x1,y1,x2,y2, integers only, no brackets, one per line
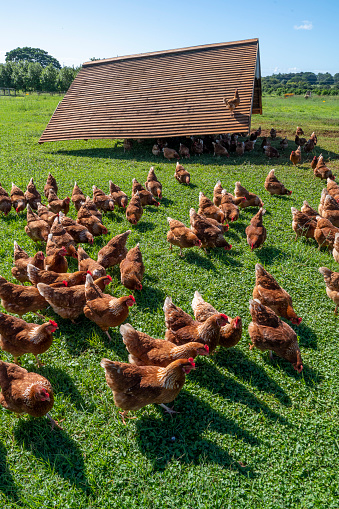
39,38,261,143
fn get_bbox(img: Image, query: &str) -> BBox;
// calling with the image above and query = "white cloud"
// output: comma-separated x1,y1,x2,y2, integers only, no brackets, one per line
288,67,299,73
294,21,313,30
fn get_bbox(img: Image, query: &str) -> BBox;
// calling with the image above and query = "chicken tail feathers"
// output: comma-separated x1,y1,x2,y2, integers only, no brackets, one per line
319,267,332,280
27,263,39,286
120,323,137,346
191,291,204,314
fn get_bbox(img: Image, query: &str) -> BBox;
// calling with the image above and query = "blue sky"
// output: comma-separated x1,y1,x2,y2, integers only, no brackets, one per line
1,0,338,76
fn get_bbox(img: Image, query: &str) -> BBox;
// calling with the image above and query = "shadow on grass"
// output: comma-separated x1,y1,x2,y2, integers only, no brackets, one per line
230,221,247,236
207,249,242,267
14,420,93,495
105,211,124,223
272,195,293,202
190,359,289,425
133,284,166,312
294,322,318,349
135,393,258,476
226,229,242,242
255,246,287,265
55,316,100,356
37,366,89,412
133,221,156,233
184,251,216,271
0,442,22,505
161,197,174,206
51,139,338,167
214,348,292,406
263,355,322,387
104,328,129,360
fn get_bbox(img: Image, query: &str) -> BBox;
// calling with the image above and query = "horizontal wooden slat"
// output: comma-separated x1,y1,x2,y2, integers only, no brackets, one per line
39,39,261,143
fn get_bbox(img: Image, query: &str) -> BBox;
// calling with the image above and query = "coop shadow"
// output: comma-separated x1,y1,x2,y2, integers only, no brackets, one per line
214,348,291,406
0,442,22,505
53,147,155,162
37,365,90,412
51,142,338,168
14,420,93,495
190,359,289,425
135,393,258,476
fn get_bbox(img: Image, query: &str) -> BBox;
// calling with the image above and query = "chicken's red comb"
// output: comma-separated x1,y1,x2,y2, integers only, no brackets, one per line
106,275,113,282
87,271,92,275
188,358,195,366
204,345,209,353
49,319,58,327
128,295,136,302
63,280,68,287
220,313,229,322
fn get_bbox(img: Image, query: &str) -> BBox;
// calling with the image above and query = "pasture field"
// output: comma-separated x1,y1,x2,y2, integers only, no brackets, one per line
0,94,339,509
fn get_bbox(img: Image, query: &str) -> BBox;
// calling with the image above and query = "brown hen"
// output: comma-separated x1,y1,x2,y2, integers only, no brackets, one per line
101,357,195,423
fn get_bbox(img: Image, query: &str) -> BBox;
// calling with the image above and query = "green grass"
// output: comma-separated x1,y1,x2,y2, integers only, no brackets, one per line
0,93,339,508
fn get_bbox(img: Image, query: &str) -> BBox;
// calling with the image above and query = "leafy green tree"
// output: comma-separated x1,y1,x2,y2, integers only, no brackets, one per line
0,62,14,87
5,47,61,69
40,64,58,92
317,72,333,84
56,66,77,91
333,73,339,84
27,62,43,91
11,62,29,91
304,72,317,84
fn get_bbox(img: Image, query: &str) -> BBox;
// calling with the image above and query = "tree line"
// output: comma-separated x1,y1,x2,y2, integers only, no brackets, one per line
0,61,80,93
263,71,339,96
0,47,80,93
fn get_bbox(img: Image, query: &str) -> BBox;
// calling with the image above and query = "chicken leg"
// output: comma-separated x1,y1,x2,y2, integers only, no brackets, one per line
159,403,179,415
119,410,137,425
47,413,63,430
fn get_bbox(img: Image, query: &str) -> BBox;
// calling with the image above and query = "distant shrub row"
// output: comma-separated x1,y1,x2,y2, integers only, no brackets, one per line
0,61,80,93
263,71,339,96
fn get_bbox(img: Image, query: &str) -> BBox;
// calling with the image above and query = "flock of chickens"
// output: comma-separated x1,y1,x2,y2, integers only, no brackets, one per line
0,124,338,429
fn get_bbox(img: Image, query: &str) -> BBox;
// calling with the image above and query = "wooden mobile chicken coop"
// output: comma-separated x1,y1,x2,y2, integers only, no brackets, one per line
39,38,262,143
